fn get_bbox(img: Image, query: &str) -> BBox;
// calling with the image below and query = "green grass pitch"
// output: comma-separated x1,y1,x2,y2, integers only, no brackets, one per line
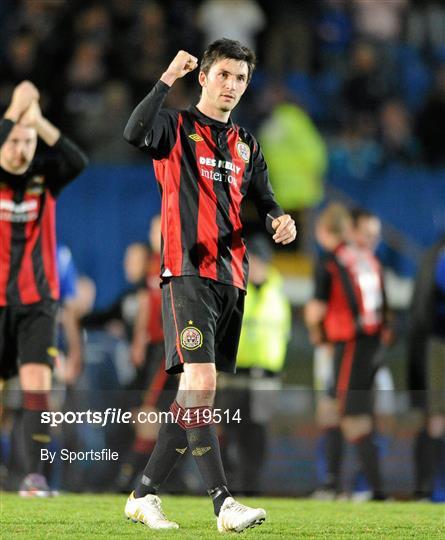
1,494,444,539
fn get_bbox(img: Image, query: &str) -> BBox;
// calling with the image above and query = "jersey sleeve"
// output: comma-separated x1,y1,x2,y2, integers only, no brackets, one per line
0,118,14,147
44,135,89,197
245,134,283,230
123,80,179,160
313,254,332,302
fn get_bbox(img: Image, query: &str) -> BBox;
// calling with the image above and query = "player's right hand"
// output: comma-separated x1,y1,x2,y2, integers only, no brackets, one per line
19,99,42,128
161,51,198,86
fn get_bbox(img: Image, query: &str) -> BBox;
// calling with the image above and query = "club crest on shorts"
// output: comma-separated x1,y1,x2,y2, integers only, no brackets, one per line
180,322,203,350
236,140,250,163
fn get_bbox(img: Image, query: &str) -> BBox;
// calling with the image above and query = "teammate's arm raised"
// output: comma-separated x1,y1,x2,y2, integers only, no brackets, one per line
4,81,39,123
20,99,88,194
20,100,60,146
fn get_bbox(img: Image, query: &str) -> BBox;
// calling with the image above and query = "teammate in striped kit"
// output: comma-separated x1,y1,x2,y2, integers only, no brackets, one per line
123,39,296,532
0,81,88,496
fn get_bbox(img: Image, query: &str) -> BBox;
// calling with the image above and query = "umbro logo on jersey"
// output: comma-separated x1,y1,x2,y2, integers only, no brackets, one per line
189,133,204,142
192,446,211,457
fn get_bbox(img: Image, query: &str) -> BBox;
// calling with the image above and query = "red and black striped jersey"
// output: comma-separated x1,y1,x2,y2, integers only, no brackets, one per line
314,243,385,342
124,81,283,290
0,119,88,306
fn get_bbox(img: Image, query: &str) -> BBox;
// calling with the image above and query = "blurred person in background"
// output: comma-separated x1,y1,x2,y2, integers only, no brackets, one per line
263,2,313,76
314,0,353,74
408,235,445,501
378,99,420,167
197,0,265,51
218,233,291,494
341,42,391,128
56,244,83,386
77,243,151,490
81,242,149,343
0,81,88,496
124,2,168,104
305,203,386,501
350,208,396,500
258,82,327,249
416,66,445,167
62,38,109,153
352,0,408,44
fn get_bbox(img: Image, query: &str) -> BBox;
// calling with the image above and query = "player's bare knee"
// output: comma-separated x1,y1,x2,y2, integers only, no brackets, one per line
316,397,339,427
184,363,216,390
19,363,51,391
181,363,216,406
341,415,372,442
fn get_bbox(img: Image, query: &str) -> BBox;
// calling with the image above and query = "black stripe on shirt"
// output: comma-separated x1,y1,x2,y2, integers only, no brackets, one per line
211,129,234,285
179,112,200,274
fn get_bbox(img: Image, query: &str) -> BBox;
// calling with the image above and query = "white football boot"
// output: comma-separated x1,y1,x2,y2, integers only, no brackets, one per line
125,491,179,529
217,497,266,533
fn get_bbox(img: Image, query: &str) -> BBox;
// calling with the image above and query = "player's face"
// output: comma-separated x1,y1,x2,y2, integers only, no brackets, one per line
199,58,249,115
0,124,37,174
354,217,381,252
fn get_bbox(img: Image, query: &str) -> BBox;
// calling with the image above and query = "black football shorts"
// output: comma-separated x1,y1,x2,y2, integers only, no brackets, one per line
162,276,245,374
330,334,381,415
0,300,58,380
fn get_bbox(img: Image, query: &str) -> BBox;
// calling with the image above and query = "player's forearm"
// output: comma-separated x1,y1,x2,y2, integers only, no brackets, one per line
304,299,327,327
124,80,170,146
35,116,61,146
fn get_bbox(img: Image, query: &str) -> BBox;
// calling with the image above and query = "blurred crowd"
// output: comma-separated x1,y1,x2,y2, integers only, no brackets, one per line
2,0,445,171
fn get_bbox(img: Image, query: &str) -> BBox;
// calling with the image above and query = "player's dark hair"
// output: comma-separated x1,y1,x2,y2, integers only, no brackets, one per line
351,207,378,227
200,38,256,82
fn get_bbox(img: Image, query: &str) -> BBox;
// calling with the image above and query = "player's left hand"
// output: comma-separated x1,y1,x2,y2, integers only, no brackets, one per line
271,214,297,245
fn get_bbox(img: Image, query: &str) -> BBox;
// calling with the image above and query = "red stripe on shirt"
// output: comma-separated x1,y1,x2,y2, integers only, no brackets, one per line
17,196,41,304
40,192,59,301
227,130,247,288
154,114,184,276
195,122,218,281
336,340,356,415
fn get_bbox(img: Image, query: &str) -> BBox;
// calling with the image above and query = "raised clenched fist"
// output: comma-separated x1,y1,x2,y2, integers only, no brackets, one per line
161,51,198,87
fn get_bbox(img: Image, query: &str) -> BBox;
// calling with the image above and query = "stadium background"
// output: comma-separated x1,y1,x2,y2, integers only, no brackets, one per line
1,0,444,497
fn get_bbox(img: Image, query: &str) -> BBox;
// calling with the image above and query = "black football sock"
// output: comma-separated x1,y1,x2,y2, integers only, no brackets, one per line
134,401,188,498
325,427,343,491
355,433,383,496
22,392,51,475
414,429,435,497
184,406,231,516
